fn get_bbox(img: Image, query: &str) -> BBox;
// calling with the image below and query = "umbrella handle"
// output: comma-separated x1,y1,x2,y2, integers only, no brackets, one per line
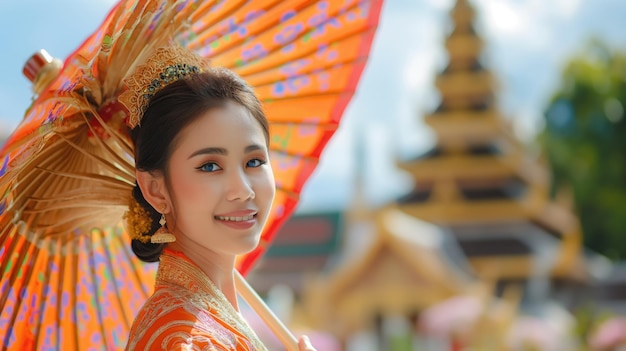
234,270,299,351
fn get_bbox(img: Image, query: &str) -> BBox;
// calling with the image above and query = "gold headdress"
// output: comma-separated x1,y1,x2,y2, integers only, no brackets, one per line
118,45,211,129
119,45,210,241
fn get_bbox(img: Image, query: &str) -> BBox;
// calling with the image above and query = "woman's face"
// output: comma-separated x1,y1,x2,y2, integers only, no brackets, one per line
165,101,275,257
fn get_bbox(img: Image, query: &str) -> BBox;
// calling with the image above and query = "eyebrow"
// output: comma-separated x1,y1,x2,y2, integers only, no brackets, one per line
188,144,265,159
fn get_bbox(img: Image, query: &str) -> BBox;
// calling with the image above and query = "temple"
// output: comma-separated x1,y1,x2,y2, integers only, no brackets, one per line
249,0,595,349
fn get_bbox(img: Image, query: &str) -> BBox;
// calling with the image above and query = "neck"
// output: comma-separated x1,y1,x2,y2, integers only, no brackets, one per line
166,241,239,311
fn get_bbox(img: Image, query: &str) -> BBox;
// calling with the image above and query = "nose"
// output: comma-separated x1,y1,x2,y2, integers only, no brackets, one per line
226,169,255,201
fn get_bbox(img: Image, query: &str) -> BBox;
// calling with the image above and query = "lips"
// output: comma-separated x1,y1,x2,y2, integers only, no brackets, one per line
214,211,258,230
214,210,257,222
215,214,255,222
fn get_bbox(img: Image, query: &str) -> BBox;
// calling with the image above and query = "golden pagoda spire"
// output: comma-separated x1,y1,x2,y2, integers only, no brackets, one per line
395,0,586,285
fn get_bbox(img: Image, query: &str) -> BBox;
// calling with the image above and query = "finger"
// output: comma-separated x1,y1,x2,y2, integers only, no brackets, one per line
298,335,316,351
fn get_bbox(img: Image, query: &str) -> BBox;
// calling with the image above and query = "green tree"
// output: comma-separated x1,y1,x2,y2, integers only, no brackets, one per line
541,40,626,259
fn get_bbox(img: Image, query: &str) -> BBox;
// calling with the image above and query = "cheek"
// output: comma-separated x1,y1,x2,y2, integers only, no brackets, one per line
257,169,276,202
170,171,216,210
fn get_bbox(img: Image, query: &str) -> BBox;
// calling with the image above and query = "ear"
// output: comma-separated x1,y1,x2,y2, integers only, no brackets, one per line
136,170,171,214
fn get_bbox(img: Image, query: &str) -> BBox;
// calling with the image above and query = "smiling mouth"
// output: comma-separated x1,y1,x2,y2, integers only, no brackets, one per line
215,214,256,222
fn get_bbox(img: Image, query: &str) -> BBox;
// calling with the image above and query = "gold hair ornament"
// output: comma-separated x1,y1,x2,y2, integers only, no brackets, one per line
123,195,153,243
118,45,211,129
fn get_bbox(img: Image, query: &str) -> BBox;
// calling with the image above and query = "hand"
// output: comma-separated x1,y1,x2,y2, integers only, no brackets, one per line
297,335,316,351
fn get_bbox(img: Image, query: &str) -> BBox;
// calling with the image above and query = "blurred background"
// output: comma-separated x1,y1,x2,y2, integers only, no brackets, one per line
2,0,626,350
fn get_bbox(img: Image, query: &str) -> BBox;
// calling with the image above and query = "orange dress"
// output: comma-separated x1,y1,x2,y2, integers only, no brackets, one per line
125,249,267,351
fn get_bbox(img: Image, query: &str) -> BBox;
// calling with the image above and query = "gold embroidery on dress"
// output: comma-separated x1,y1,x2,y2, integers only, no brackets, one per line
126,252,267,351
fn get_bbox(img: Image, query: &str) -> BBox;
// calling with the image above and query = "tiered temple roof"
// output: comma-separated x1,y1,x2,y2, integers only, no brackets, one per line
395,0,586,285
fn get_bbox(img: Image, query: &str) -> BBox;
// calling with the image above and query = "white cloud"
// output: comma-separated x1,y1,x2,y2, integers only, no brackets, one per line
482,1,525,35
474,0,583,53
424,0,455,11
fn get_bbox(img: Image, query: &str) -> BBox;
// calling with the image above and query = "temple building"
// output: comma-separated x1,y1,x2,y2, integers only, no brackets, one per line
250,0,593,349
393,0,587,302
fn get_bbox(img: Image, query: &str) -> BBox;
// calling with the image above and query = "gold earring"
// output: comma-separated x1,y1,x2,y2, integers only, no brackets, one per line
151,207,176,244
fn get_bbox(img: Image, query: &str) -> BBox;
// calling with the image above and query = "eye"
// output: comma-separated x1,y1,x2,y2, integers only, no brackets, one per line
197,162,222,172
246,159,266,168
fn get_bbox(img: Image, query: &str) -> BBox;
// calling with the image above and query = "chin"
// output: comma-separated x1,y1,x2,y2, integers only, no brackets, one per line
233,235,262,255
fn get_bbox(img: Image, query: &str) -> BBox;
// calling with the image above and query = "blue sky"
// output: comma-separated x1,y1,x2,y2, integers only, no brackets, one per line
1,0,625,213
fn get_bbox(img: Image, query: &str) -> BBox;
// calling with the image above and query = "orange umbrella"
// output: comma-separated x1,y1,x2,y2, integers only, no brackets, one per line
0,0,383,349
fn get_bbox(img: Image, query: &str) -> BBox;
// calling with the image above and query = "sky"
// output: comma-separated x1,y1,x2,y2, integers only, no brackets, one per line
1,0,625,213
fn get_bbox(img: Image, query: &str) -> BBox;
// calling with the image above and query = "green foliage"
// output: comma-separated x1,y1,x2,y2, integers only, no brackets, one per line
541,40,626,259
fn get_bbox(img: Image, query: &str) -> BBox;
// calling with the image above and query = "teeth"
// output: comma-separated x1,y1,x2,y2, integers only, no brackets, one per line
216,214,255,222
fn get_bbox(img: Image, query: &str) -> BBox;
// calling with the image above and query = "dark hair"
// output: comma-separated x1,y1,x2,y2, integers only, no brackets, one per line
130,68,269,262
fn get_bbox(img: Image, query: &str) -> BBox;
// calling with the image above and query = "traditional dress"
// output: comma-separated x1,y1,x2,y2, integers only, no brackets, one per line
126,249,267,351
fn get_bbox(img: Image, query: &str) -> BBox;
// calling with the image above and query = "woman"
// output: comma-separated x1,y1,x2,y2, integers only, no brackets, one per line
120,46,316,351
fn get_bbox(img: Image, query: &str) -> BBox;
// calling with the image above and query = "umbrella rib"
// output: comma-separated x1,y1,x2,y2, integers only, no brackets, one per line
219,12,375,72
247,56,370,87
9,181,127,221
79,108,135,169
36,149,85,207
99,0,157,89
262,90,356,102
0,223,21,286
23,191,127,207
0,242,40,348
54,133,135,183
86,233,111,350
70,237,80,349
8,135,86,193
32,167,132,187
22,203,123,216
85,131,134,174
7,139,130,220
33,209,121,236
0,216,35,293
6,139,78,206
100,228,132,330
185,0,292,53
55,241,67,350
119,231,153,299
192,0,344,60
185,0,253,38
226,29,372,73
21,202,122,215
30,241,56,351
